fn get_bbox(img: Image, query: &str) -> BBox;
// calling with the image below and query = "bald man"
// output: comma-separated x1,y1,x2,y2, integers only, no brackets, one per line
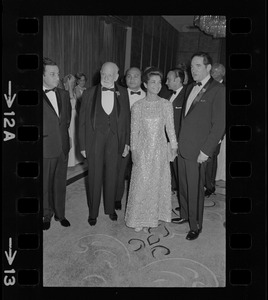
211,63,225,84
79,62,131,225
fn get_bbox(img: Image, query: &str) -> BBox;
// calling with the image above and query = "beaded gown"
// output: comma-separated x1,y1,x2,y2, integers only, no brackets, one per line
125,97,177,229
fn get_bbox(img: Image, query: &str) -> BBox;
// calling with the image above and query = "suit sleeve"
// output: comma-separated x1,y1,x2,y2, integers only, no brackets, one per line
165,101,178,149
125,91,131,146
78,89,89,151
67,95,72,128
201,85,226,156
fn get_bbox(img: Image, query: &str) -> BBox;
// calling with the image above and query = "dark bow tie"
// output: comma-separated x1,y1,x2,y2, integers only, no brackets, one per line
172,90,177,94
45,87,57,93
194,82,202,86
102,87,114,92
130,91,141,95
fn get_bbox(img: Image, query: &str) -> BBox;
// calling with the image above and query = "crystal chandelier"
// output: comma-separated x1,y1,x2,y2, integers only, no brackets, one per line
193,16,226,38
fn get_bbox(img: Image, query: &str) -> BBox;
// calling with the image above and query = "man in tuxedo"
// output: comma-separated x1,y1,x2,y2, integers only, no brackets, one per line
173,52,225,240
164,68,187,202
115,67,145,210
79,62,130,226
204,63,226,197
43,57,71,230
211,63,225,84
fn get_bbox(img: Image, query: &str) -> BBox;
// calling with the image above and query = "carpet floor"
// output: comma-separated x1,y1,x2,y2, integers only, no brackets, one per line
43,169,225,287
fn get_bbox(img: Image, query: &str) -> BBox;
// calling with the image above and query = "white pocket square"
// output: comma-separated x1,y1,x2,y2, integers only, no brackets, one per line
200,99,206,102
175,106,182,109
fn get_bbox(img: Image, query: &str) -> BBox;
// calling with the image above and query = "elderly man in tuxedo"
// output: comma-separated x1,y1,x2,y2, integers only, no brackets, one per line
172,52,225,240
115,67,146,211
79,62,130,226
43,57,71,230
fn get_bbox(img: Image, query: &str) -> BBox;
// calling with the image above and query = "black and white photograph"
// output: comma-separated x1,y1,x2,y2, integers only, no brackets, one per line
2,1,267,297
42,15,226,287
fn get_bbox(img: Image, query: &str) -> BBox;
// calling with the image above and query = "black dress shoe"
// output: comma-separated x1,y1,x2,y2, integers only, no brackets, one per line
115,202,122,210
43,221,51,230
171,217,188,224
60,218,71,227
205,188,215,197
88,218,97,226
186,230,200,240
54,216,71,227
109,212,118,221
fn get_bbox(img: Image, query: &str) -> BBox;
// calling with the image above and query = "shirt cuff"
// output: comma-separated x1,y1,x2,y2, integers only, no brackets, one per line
200,150,209,158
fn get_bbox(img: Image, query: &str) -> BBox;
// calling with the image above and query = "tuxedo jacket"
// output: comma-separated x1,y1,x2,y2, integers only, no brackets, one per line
78,83,131,155
169,86,187,137
178,78,225,160
43,88,71,158
161,86,186,141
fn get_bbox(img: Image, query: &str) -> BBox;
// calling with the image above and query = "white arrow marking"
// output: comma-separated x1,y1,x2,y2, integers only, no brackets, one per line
4,81,16,108
5,238,17,265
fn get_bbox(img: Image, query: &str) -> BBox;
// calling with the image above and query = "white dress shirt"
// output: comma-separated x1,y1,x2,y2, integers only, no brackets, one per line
127,88,145,108
185,75,211,116
43,86,59,116
169,86,183,103
101,86,114,115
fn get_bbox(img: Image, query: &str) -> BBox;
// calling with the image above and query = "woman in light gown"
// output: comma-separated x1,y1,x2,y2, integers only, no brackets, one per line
74,72,87,114
63,74,79,167
125,67,178,232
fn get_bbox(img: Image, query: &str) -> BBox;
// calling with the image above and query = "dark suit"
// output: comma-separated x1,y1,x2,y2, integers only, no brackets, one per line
204,80,225,194
177,77,225,231
162,86,187,191
43,88,71,221
79,83,130,219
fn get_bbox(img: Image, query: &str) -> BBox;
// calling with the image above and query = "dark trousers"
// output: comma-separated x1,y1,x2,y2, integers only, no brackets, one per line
86,129,118,219
205,143,221,192
43,152,68,221
115,153,131,206
177,155,206,231
171,157,178,190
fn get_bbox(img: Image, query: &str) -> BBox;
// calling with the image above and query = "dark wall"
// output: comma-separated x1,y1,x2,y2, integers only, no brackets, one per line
176,31,226,74
43,15,225,87
123,16,179,76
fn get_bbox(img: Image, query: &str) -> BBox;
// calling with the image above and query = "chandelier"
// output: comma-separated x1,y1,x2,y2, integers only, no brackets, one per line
193,16,226,38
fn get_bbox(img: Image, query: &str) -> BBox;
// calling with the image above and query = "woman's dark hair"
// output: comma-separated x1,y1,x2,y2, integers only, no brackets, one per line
75,72,87,82
142,66,163,84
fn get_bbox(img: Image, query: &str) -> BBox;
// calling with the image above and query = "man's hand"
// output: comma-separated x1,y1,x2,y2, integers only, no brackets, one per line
197,151,209,164
122,145,130,157
81,150,86,158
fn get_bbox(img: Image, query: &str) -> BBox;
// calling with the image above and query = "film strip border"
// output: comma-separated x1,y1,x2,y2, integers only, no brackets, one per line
2,14,266,299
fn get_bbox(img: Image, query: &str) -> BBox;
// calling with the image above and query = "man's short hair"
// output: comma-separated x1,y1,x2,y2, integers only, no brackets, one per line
191,51,213,66
43,57,57,74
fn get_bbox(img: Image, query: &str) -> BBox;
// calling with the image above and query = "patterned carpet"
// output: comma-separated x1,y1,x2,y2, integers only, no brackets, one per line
43,173,225,287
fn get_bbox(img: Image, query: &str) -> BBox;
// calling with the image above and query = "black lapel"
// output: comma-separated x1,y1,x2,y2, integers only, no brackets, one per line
91,85,101,130
55,88,62,116
114,83,120,118
182,84,194,118
43,91,59,117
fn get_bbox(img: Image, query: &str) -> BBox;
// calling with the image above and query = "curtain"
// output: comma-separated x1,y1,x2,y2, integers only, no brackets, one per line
43,16,127,87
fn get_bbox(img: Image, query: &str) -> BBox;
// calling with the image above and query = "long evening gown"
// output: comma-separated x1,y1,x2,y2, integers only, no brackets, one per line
125,97,177,229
